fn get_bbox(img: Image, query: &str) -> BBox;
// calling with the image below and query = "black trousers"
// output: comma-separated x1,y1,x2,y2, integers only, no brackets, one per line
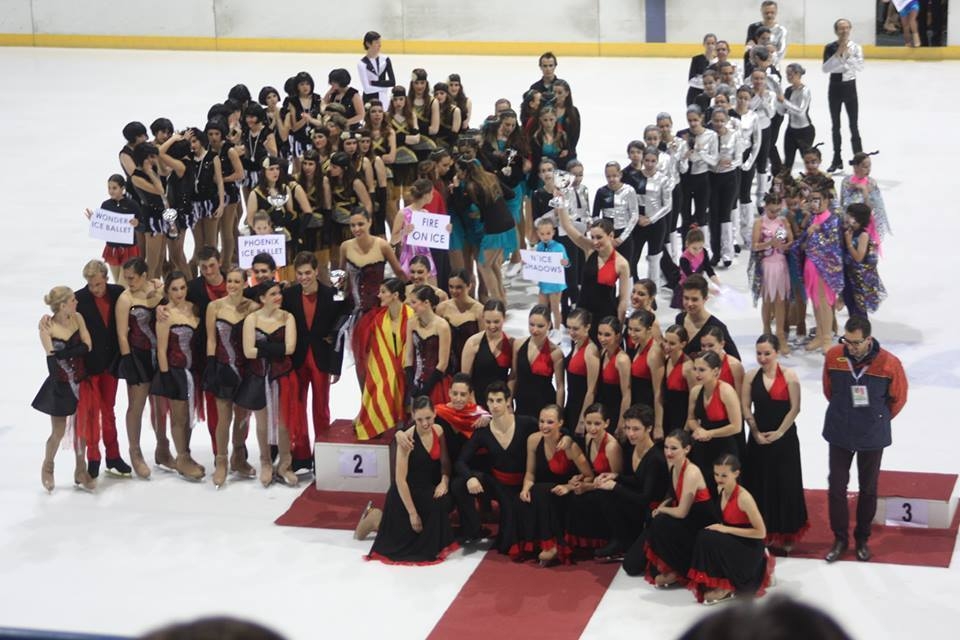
828,80,862,162
738,163,756,205
451,472,518,546
680,172,710,237
828,444,883,544
756,126,772,174
615,226,636,279
660,184,683,289
783,124,816,174
708,171,737,257
768,114,784,175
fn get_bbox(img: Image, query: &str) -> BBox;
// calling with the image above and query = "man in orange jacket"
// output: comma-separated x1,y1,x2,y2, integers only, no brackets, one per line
822,316,908,563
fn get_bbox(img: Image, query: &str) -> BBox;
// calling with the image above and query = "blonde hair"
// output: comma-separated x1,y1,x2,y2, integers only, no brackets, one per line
82,259,109,280
44,286,74,313
252,211,272,227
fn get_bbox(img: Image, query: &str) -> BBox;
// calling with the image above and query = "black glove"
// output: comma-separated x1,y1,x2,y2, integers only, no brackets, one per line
395,132,406,146
404,366,416,402
202,356,218,391
256,342,286,359
53,343,90,359
419,368,445,395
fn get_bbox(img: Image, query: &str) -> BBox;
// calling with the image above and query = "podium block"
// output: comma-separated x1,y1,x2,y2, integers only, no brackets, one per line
873,470,958,529
314,419,394,493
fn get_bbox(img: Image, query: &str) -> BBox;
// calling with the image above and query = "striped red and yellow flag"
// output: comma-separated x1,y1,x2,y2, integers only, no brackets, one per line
354,305,413,440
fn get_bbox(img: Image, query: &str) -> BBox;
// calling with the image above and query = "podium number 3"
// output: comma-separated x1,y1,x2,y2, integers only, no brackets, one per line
353,454,364,474
902,502,913,522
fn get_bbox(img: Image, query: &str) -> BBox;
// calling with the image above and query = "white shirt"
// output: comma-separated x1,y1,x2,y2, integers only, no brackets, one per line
822,40,865,83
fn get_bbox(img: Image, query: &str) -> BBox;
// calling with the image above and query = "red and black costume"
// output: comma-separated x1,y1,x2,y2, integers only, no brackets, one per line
469,333,511,410
76,283,124,467
367,427,458,565
235,326,304,447
689,385,740,498
512,338,554,419
630,338,655,409
282,282,352,465
511,437,577,563
687,484,775,602
451,415,537,553
644,460,718,586
743,366,809,547
32,331,100,448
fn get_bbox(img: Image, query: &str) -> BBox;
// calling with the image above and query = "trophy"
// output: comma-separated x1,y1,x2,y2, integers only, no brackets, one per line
162,208,179,239
775,226,788,243
330,269,347,302
267,192,289,211
549,169,575,208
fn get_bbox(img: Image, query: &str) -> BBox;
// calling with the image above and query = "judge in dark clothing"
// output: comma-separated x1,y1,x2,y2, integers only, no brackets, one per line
186,246,228,454
822,316,907,564
674,275,741,361
282,251,353,470
76,259,130,478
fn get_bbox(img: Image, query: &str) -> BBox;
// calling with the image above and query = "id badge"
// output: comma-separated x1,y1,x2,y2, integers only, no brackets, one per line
851,385,869,408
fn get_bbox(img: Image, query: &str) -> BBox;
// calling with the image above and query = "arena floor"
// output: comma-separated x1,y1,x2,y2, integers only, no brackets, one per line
0,46,957,639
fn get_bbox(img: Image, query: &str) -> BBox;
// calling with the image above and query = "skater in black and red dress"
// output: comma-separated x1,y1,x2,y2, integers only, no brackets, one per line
564,404,623,553
686,350,742,498
742,334,808,551
562,309,599,436
364,396,459,565
461,299,512,410
150,272,205,481
687,454,775,604
644,430,718,588
627,309,664,436
660,325,695,438
510,305,564,419
595,317,632,434
513,405,593,566
34,286,99,493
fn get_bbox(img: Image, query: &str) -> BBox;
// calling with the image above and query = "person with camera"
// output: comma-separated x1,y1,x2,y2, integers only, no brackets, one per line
822,316,907,563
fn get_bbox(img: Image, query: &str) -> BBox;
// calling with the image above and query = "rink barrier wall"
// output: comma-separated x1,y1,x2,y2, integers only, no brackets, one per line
3,34,960,60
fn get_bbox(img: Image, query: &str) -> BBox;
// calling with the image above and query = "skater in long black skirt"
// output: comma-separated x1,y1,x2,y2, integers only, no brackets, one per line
363,396,458,565
741,334,808,552
687,454,775,604
644,429,718,588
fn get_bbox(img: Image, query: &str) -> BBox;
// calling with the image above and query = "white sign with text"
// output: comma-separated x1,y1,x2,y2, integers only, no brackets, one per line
407,211,450,250
238,234,287,268
89,209,135,244
520,249,566,285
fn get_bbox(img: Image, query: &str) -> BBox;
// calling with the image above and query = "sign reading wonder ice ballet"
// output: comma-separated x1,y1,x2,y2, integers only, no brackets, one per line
407,211,451,250
238,234,287,269
89,209,135,244
520,249,566,285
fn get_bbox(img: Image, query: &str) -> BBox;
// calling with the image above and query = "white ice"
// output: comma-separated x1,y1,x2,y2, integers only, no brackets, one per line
0,47,957,640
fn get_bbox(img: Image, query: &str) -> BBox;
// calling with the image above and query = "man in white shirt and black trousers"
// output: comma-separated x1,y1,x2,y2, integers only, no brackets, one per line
357,31,396,106
822,18,865,173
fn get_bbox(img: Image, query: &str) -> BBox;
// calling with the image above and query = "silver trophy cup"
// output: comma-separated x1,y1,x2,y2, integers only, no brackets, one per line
549,170,575,208
162,208,179,239
330,269,347,302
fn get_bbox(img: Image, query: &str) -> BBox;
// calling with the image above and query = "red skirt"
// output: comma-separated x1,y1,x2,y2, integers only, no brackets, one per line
102,244,140,266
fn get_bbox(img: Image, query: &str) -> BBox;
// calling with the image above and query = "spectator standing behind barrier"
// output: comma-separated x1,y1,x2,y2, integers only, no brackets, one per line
822,316,907,564
822,18,865,173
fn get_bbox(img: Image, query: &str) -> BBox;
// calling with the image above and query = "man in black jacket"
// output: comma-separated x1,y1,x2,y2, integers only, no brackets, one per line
76,260,130,478
186,246,228,453
282,252,353,471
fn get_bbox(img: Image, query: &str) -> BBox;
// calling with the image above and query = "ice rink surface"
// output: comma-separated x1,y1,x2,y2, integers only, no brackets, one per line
0,46,957,639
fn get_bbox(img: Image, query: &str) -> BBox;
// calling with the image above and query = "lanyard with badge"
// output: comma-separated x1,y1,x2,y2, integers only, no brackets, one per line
847,359,870,408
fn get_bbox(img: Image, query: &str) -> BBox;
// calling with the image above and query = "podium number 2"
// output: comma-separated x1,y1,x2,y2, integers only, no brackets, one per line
353,454,363,474
902,502,912,523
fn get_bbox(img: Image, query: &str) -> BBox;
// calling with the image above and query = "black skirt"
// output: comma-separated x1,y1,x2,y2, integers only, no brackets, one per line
31,378,77,417
117,348,155,385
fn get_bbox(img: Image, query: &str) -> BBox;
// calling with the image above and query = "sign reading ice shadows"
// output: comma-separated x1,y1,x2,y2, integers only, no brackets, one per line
520,249,565,285
406,211,451,250
89,208,135,244
238,234,287,268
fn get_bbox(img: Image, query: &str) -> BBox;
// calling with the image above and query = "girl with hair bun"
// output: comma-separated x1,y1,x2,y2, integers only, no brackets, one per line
461,299,513,410
115,257,164,479
436,270,483,375
777,63,815,172
510,305,565,419
33,286,99,492
687,454,774,604
686,351,742,498
150,272,205,481
405,285,452,407
742,334,808,552
393,178,448,277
